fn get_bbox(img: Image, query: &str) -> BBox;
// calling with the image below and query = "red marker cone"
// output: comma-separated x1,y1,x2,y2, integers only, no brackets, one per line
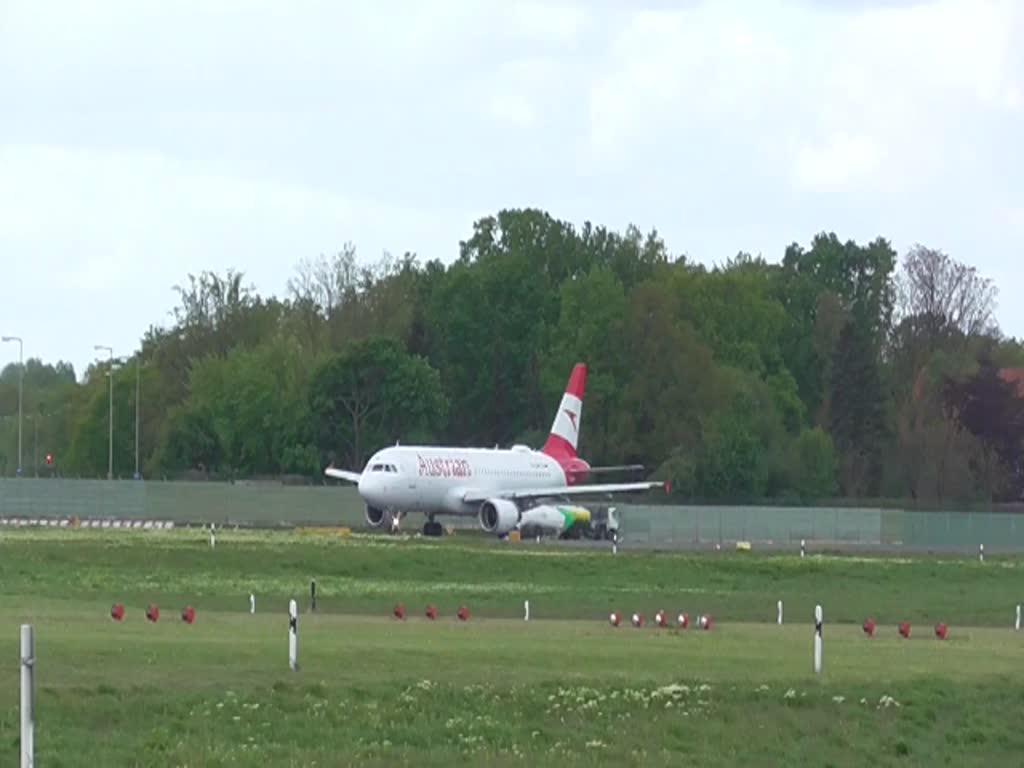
181,606,195,624
934,622,947,640
394,604,406,620
862,618,876,637
146,604,160,623
457,605,470,621
110,603,125,622
899,621,911,639
425,604,437,621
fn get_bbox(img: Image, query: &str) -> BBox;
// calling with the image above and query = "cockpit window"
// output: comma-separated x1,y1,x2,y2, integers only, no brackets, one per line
370,463,398,472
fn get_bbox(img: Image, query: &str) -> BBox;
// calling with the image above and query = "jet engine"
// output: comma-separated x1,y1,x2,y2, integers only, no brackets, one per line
479,498,520,535
365,505,387,527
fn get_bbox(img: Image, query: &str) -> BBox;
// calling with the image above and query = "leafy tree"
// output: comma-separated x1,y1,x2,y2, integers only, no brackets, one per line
944,358,1024,500
788,427,839,500
829,316,888,496
309,337,448,470
7,205,1018,504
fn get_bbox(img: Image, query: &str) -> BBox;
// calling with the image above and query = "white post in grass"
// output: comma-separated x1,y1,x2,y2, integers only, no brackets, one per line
250,593,255,614
777,599,783,625
979,543,984,562
813,605,823,675
524,600,530,621
210,523,216,550
1016,604,1021,631
21,624,34,768
289,599,298,671
800,539,806,558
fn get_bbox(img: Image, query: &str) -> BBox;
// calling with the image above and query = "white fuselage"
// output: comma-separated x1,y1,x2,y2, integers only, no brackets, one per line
357,444,567,516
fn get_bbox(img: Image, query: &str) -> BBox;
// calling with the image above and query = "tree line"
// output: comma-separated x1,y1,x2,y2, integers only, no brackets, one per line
2,207,1023,505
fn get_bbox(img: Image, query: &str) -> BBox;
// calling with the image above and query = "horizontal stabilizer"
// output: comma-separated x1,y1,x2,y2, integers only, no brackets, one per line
462,480,666,505
325,466,362,483
573,464,645,474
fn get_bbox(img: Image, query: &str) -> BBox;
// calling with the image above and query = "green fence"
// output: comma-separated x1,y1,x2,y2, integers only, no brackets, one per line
617,504,1024,553
0,478,367,527
4,479,1024,551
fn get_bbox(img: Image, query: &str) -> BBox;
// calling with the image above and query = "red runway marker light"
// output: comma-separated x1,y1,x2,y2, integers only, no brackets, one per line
677,612,689,629
181,606,195,624
393,603,406,620
609,612,620,627
701,615,713,631
655,610,668,628
934,622,947,640
457,605,470,621
110,603,125,622
146,604,160,623
899,621,911,639
631,613,644,628
425,604,437,620
862,618,876,637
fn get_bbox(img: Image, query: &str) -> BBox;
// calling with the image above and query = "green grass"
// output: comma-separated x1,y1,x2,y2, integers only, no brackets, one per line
2,529,1024,765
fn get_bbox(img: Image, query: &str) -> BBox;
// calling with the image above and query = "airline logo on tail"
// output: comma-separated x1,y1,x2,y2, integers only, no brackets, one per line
542,363,586,463
563,408,578,434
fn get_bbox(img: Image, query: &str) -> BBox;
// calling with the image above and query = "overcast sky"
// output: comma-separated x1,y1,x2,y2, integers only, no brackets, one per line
1,0,1021,378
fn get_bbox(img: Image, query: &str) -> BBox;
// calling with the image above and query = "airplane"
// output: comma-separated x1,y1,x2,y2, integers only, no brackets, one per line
324,362,668,537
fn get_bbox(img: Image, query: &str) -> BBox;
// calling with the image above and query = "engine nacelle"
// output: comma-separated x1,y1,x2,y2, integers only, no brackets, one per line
365,505,387,528
479,498,520,535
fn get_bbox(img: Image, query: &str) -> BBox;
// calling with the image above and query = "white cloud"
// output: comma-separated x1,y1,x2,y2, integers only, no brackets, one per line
794,133,880,188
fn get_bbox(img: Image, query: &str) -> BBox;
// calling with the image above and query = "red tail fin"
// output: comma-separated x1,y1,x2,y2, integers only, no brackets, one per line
541,363,586,462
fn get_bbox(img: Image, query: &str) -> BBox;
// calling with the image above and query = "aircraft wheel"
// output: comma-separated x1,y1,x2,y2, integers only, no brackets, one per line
423,521,445,537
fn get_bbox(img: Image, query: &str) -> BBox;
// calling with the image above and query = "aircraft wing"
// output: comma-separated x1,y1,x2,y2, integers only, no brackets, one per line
325,466,362,483
462,480,666,505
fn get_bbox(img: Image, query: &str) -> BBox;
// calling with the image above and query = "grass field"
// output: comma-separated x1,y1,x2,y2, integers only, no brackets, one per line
2,528,1024,766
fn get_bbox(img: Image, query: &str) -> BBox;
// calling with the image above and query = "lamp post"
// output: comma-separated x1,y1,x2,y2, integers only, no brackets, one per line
134,355,141,480
95,345,113,480
2,335,23,477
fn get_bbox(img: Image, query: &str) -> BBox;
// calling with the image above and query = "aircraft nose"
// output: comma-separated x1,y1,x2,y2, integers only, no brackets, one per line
358,473,384,504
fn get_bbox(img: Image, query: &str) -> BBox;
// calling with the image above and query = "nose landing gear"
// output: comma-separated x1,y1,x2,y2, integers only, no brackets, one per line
422,514,444,538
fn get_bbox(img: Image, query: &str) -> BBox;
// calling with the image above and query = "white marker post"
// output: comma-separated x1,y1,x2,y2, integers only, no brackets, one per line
777,600,783,625
210,524,216,550
288,599,298,671
250,593,255,614
800,539,806,558
979,543,984,562
1016,604,1021,631
21,624,34,768
813,605,823,675
524,600,530,621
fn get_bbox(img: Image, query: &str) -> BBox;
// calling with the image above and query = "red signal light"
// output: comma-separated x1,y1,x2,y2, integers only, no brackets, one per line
45,454,53,466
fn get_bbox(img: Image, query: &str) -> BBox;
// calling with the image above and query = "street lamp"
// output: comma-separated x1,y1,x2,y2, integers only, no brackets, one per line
1,335,23,477
134,354,141,480
95,345,113,480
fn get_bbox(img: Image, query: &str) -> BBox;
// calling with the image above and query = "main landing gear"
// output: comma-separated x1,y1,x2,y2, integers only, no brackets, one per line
422,515,445,538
